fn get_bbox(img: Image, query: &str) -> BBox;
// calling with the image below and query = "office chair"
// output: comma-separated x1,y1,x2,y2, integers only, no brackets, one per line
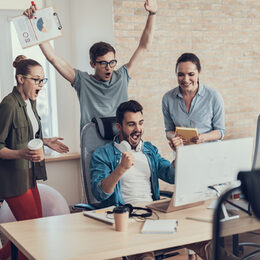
252,114,260,170
78,116,118,209
78,116,179,259
230,114,260,256
213,169,260,260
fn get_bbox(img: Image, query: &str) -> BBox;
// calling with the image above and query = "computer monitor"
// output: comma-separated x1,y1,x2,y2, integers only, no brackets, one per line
174,137,254,207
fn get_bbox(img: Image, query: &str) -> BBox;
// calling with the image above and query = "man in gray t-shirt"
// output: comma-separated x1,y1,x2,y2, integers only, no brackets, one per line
24,0,158,130
73,64,130,130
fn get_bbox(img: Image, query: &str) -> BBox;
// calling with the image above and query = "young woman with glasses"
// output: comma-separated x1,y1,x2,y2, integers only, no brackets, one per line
0,55,69,260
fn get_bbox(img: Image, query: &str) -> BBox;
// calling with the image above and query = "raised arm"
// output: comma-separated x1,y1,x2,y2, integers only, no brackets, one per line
23,5,76,84
126,0,158,76
39,42,75,84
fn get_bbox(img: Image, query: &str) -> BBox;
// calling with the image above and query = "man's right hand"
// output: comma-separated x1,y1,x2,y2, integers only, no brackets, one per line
23,4,37,19
119,152,134,171
100,152,134,194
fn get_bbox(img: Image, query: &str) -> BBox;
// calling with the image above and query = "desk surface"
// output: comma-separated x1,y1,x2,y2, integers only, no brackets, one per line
0,201,259,260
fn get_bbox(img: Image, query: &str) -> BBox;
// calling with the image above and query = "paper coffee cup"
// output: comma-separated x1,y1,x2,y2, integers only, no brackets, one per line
28,139,43,150
113,206,129,232
28,139,44,161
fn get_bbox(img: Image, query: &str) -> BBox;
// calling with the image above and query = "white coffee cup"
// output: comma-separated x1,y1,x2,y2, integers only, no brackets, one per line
27,139,44,161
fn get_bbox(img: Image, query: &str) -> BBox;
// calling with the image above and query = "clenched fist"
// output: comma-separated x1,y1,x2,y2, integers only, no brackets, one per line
119,152,134,171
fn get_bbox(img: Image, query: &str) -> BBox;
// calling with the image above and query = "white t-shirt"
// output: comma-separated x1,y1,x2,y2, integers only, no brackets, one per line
120,149,153,204
25,99,38,138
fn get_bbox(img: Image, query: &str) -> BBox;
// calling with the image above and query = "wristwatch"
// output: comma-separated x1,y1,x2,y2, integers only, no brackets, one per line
149,11,156,15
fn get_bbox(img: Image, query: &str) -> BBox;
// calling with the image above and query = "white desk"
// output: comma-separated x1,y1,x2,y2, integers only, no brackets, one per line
0,201,259,260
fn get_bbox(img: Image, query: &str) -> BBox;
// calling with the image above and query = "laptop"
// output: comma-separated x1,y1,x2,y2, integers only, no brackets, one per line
83,210,114,225
147,191,203,213
147,137,253,213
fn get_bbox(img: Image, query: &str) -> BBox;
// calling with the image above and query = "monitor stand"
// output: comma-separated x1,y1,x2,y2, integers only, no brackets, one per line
208,186,240,222
220,203,239,222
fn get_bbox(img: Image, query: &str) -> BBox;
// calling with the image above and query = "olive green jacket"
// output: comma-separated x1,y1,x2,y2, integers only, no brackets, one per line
0,87,47,199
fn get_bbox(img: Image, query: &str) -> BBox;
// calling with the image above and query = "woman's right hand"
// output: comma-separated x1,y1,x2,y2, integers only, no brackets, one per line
23,3,37,19
20,147,44,162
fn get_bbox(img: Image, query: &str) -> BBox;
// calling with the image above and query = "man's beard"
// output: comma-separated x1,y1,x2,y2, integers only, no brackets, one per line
121,129,143,149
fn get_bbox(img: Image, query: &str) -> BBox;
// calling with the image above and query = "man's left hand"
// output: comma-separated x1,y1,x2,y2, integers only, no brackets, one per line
144,0,158,13
191,134,205,144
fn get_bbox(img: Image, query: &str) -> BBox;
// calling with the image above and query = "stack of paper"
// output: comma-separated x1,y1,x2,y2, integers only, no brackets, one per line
141,219,178,234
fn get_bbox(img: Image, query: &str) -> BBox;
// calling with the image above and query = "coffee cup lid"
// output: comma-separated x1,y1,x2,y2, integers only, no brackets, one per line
28,139,43,150
113,206,129,214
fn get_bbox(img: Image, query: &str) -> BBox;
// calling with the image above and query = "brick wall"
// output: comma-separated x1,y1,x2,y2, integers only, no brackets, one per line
114,0,260,160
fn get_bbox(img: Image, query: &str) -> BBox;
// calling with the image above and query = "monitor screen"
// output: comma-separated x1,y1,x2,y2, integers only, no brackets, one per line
174,137,254,207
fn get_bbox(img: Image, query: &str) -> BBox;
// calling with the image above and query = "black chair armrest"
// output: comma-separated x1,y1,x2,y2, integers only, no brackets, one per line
73,203,104,211
160,190,173,198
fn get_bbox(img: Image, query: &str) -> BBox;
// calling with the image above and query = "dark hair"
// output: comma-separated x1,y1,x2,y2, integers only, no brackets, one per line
116,100,143,125
175,53,201,73
13,55,42,83
89,41,116,62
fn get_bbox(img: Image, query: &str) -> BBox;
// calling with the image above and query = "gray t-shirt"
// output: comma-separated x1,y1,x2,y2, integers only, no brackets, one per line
72,65,130,130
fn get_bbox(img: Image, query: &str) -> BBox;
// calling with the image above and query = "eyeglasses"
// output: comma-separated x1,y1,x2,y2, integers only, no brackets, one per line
23,75,48,85
95,59,117,68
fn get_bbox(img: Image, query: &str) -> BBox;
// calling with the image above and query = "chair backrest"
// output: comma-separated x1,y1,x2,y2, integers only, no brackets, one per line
80,117,118,205
252,115,260,170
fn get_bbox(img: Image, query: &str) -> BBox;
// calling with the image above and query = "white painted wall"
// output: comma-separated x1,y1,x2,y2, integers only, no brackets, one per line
39,159,83,206
70,0,114,72
0,0,43,9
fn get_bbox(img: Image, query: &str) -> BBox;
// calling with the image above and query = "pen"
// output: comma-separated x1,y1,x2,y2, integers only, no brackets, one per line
186,217,211,223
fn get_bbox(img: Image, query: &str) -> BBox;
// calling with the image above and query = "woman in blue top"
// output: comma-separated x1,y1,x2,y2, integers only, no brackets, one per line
163,53,225,260
162,53,225,148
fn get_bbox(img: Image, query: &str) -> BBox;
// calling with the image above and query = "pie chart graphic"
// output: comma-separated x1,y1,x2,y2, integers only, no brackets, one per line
36,17,52,33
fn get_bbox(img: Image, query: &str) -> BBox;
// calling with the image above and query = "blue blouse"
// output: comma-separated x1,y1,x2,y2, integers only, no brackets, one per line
162,83,225,139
